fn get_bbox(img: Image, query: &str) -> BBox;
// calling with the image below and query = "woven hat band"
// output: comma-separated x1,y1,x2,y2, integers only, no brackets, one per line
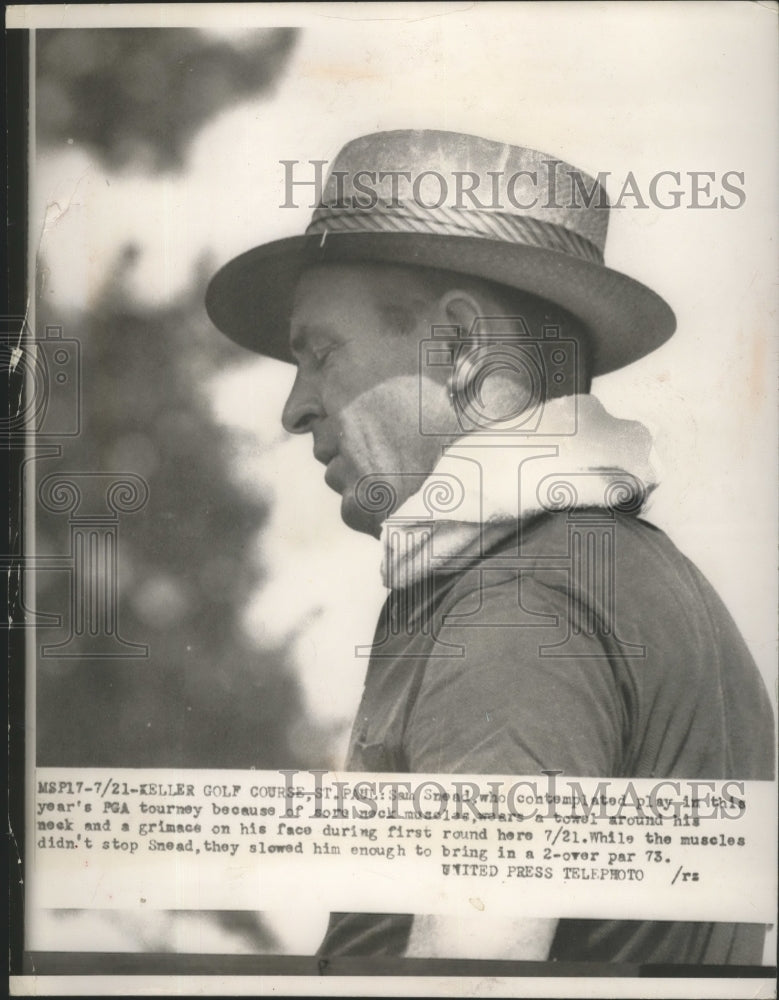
306,200,605,266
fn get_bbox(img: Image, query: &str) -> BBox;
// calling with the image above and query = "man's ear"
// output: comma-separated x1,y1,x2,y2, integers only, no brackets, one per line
435,289,483,338
433,288,537,426
427,290,484,393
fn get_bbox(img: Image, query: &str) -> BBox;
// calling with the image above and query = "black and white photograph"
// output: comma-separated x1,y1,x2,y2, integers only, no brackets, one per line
5,3,778,997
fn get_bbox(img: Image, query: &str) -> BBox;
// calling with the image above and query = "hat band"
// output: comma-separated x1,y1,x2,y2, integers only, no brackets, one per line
306,200,604,266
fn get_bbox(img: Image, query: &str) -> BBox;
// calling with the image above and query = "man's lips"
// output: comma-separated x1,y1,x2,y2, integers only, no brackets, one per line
323,458,346,492
314,448,344,490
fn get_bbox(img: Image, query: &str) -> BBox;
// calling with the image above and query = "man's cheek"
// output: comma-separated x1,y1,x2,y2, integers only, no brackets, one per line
338,374,449,458
338,407,400,472
341,375,427,423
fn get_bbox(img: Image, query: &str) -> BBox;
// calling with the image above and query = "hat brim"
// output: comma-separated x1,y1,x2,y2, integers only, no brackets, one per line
205,233,675,377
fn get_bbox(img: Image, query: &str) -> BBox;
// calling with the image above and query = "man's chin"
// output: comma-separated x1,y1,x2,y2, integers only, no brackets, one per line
339,491,383,539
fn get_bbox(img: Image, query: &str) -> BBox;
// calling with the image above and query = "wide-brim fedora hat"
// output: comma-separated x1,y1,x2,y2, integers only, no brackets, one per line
206,130,675,376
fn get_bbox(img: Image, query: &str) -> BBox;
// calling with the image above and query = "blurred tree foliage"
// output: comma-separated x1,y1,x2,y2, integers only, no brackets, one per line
36,249,323,768
33,27,329,769
37,27,298,171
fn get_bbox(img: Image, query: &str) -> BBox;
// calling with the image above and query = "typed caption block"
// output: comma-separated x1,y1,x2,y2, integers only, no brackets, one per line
31,769,775,922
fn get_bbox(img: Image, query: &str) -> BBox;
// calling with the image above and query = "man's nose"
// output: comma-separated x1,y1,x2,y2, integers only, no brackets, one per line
281,372,323,434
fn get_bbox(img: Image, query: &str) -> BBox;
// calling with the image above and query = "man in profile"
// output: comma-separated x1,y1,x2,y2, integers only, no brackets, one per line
206,130,774,963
